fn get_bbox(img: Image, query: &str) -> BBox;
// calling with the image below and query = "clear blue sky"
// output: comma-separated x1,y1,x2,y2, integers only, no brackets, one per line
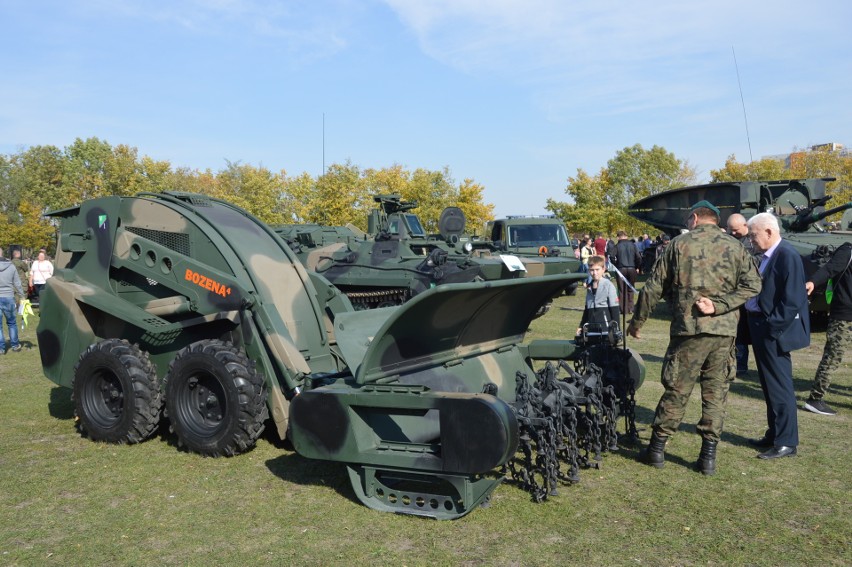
2,1,850,217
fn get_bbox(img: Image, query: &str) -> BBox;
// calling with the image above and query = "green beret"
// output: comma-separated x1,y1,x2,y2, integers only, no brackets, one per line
691,200,720,218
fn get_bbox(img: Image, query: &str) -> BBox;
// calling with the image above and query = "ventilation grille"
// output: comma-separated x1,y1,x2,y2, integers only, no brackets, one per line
185,196,212,207
126,226,191,256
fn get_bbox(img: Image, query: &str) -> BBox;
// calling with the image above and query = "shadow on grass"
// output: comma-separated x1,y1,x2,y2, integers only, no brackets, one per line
16,338,38,350
635,352,664,364
630,398,771,461
48,386,74,420
729,375,817,403
264,452,358,505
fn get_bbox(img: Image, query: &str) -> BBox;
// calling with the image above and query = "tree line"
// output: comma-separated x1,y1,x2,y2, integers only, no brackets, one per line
2,137,850,254
0,137,494,254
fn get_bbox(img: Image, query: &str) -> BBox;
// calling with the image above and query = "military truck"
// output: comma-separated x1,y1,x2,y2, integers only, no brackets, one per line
485,216,575,257
38,192,643,519
479,215,582,298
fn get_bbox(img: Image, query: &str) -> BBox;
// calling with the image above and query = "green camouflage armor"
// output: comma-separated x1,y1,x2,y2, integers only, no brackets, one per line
632,223,762,441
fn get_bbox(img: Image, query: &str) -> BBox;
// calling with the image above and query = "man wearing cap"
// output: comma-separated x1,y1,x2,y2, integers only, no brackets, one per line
628,201,761,475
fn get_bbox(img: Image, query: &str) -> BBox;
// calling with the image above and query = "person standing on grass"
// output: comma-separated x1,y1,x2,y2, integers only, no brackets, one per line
627,201,761,475
802,242,852,416
29,249,53,301
613,230,639,314
576,255,620,337
594,232,607,256
0,246,25,354
580,237,595,273
11,249,28,295
727,213,757,376
745,213,810,460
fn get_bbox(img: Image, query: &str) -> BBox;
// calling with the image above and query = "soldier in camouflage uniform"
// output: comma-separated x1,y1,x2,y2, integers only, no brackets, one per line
803,242,852,416
11,249,28,294
627,201,762,475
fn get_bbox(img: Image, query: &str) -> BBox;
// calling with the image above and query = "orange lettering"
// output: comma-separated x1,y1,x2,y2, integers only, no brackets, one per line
184,268,230,297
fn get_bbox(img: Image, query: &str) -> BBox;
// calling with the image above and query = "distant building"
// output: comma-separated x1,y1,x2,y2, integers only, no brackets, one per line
762,142,850,169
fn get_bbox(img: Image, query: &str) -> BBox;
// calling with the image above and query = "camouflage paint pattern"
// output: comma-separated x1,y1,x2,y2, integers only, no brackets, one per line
652,334,736,442
39,191,634,519
811,318,852,400
632,223,762,337
631,222,761,443
276,196,580,309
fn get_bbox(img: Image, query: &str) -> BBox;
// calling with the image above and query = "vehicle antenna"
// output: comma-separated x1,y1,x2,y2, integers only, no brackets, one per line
732,46,753,163
322,112,326,175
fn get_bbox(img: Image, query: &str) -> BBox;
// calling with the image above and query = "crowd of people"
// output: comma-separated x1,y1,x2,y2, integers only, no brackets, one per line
575,231,671,276
575,202,850,474
0,247,53,354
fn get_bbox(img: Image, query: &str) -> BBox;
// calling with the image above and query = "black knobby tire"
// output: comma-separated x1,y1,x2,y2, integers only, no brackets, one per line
72,339,162,444
164,340,267,457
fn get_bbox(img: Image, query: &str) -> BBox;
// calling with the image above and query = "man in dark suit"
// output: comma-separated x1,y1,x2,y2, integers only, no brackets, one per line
745,213,810,459
613,230,639,314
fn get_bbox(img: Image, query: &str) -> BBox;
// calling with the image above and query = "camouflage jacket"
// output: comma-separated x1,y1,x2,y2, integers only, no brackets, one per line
12,258,28,287
632,223,762,337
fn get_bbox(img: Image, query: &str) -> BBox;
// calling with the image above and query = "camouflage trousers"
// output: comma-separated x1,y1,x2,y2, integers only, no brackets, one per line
652,334,735,442
811,318,852,400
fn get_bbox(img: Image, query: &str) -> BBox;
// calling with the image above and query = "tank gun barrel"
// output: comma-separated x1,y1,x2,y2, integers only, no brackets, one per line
789,199,852,231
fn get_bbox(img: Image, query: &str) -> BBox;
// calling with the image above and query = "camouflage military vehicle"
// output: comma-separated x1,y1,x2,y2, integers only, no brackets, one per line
485,215,574,257
627,178,852,312
276,195,578,310
479,215,582,295
38,192,644,519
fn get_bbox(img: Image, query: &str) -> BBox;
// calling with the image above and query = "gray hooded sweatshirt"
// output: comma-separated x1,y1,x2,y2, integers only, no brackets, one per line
0,258,25,299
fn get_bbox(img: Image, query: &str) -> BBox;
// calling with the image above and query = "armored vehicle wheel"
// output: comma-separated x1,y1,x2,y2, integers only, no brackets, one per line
73,339,162,444
164,340,267,457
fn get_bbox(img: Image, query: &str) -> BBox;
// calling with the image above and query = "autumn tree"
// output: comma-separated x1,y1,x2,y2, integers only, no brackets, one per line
309,162,371,227
711,150,852,221
0,139,494,243
209,161,286,225
18,145,66,213
455,178,494,236
709,154,788,183
548,144,694,235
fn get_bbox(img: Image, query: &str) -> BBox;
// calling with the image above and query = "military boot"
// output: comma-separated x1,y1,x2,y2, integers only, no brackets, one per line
696,438,717,476
641,432,667,468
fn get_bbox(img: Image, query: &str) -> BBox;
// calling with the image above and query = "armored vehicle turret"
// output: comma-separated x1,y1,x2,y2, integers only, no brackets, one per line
277,195,578,310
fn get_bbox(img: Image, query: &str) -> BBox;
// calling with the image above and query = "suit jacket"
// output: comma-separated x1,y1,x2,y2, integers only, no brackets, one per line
757,239,810,352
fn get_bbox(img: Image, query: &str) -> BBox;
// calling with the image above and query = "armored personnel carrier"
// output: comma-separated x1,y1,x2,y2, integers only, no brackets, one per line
38,191,643,519
277,195,578,310
627,178,852,311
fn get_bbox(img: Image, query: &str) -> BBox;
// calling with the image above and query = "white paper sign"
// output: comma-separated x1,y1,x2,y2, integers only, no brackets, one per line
499,254,526,272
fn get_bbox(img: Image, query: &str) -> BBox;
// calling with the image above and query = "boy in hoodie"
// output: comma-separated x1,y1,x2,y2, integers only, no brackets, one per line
0,246,25,353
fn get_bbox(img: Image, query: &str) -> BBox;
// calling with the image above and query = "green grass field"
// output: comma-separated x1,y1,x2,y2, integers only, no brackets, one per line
1,289,850,566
